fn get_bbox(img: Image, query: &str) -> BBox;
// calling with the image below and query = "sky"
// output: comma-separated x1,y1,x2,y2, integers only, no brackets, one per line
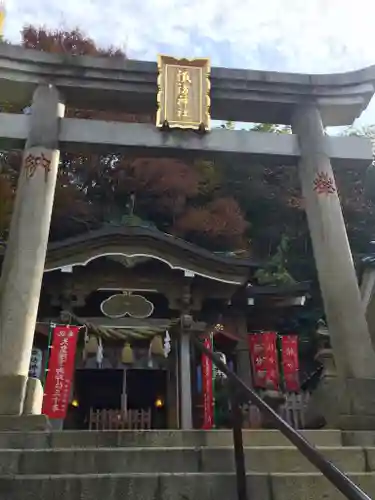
4,0,375,127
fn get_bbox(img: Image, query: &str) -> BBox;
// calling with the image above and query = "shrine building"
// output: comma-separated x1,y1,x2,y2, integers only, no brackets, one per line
22,226,310,430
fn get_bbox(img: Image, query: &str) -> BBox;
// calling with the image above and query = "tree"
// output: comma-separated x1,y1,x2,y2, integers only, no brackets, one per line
21,26,125,57
251,123,291,134
0,173,13,239
174,197,248,250
216,121,375,282
254,235,295,286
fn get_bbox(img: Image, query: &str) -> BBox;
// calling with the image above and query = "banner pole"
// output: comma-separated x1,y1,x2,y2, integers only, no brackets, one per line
43,322,54,385
212,331,217,428
201,332,214,429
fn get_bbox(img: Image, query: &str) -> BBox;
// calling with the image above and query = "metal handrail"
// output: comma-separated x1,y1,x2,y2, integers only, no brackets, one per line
191,335,371,500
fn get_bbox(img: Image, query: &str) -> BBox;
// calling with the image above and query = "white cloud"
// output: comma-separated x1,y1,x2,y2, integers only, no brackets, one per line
4,0,375,123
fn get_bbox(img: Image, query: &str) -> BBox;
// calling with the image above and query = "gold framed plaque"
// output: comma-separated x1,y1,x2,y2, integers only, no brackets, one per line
156,55,211,131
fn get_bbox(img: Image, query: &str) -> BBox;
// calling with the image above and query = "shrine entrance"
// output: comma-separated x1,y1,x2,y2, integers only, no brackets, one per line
126,369,168,429
66,367,168,430
68,369,124,430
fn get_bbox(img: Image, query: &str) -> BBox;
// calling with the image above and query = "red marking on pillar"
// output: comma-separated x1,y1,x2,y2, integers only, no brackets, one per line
313,172,336,195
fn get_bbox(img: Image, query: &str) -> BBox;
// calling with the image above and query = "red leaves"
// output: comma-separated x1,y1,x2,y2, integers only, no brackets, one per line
22,26,151,126
53,176,90,220
119,158,199,197
174,197,248,249
16,24,250,250
22,26,125,58
110,157,200,217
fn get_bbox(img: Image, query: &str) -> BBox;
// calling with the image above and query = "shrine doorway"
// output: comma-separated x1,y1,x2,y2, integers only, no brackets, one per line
126,369,168,429
68,369,124,429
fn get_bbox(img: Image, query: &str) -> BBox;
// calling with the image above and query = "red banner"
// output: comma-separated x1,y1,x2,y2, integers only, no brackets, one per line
249,332,279,389
201,336,214,429
42,325,79,419
248,333,266,387
281,335,300,392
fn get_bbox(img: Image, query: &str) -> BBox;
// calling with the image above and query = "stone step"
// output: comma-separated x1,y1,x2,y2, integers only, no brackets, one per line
0,429,342,449
0,472,374,500
342,430,375,447
0,446,369,475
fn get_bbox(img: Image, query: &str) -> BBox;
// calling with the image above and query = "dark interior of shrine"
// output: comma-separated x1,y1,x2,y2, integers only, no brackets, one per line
67,369,123,429
65,367,167,429
126,369,167,428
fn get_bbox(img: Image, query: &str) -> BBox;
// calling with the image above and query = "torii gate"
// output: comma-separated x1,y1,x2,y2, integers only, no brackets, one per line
0,47,375,429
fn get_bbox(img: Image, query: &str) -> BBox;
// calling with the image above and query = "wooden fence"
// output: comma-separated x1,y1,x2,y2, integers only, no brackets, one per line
88,392,310,431
279,391,310,429
89,408,152,430
246,391,311,429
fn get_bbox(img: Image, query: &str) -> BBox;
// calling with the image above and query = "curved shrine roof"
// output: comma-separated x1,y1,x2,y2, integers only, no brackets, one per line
43,226,258,285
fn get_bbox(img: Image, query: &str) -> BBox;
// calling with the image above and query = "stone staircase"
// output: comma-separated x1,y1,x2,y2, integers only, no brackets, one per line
0,429,374,499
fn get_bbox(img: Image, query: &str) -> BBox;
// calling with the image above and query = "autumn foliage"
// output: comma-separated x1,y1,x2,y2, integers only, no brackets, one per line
174,198,248,248
0,26,248,251
22,26,125,58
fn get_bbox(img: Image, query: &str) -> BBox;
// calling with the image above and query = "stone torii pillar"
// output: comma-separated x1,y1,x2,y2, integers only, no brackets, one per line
0,85,64,423
292,104,375,429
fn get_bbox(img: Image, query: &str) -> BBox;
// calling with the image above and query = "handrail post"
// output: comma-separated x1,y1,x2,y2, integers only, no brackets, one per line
230,382,248,500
